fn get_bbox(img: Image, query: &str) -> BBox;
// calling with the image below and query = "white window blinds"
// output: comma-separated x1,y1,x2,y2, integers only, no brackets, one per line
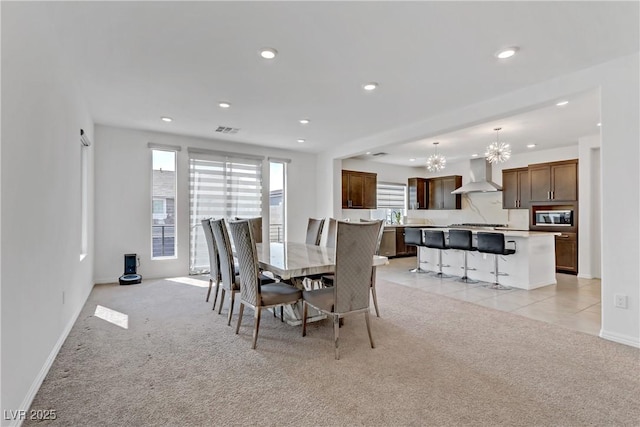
376,182,406,210
189,153,263,273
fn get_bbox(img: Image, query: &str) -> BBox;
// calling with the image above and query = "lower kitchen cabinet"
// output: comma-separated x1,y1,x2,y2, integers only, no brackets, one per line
395,227,417,256
555,232,577,274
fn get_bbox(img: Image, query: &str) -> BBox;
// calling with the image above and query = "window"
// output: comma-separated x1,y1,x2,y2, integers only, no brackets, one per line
151,149,177,258
373,182,406,224
269,160,286,242
189,152,262,274
80,131,90,259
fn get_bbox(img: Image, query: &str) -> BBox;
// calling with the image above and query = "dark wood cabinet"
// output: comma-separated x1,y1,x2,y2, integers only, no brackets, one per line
428,175,462,210
407,178,429,210
502,167,530,209
395,227,417,256
342,170,377,209
555,232,578,274
529,159,578,202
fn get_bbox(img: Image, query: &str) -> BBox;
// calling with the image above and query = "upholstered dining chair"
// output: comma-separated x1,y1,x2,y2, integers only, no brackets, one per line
201,218,221,309
210,218,241,325
229,220,302,349
322,219,384,317
302,220,380,359
305,217,325,246
234,216,263,243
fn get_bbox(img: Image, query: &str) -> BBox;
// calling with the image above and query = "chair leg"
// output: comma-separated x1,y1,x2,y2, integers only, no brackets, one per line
364,311,375,349
333,315,340,360
302,302,308,337
371,285,380,318
409,247,427,273
280,306,284,322
206,278,213,302
235,303,244,334
217,289,226,314
251,307,262,349
227,292,235,326
212,281,221,311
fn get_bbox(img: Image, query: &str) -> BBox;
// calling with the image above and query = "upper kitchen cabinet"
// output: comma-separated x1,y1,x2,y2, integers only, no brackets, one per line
502,167,530,209
407,177,429,210
529,159,578,202
428,175,462,210
342,170,377,209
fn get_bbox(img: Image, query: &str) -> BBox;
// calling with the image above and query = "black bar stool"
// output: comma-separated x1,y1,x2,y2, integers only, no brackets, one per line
404,228,427,273
476,232,516,290
447,229,478,283
423,230,451,278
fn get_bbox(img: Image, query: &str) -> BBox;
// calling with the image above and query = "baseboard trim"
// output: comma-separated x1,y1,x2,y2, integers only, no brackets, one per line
12,284,93,427
577,273,593,279
600,329,640,348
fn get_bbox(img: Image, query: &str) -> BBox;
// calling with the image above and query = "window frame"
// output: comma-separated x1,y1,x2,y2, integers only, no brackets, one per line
151,148,178,260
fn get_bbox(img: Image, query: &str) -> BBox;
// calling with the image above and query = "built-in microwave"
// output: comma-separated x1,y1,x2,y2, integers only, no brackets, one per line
534,210,573,226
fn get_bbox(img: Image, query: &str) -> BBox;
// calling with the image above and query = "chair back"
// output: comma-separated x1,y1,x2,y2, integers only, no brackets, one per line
306,218,325,246
210,218,238,291
228,220,260,306
404,227,422,246
333,221,380,314
423,230,447,249
359,219,385,255
235,217,262,243
201,218,220,281
325,218,338,248
477,232,505,255
448,229,473,250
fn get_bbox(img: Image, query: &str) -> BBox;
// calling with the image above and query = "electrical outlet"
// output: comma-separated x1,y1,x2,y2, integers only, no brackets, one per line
614,294,628,309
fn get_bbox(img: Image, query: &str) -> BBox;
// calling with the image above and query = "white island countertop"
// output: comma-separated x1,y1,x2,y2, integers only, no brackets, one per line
421,227,561,238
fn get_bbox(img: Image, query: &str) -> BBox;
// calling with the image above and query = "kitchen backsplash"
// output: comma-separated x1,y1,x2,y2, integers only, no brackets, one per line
343,192,530,229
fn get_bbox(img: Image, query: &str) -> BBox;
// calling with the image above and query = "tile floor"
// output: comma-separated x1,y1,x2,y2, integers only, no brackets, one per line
377,256,602,336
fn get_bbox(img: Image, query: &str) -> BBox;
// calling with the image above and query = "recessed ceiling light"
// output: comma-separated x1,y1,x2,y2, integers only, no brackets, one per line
471,153,479,157
409,158,416,162
495,47,519,59
259,47,278,60
161,116,173,122
366,151,371,155
363,82,379,91
527,144,536,148
556,100,569,106
297,139,305,143
219,102,231,109
597,122,602,127
299,119,310,125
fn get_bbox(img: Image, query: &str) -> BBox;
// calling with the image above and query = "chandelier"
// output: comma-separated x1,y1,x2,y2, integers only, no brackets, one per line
426,142,446,172
485,127,511,164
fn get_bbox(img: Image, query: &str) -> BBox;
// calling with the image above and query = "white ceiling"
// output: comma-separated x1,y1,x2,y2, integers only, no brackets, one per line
42,1,638,155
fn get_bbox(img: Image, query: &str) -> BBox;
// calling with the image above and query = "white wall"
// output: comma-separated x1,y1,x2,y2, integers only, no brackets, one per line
578,134,602,279
94,125,317,283
320,53,640,347
1,2,95,420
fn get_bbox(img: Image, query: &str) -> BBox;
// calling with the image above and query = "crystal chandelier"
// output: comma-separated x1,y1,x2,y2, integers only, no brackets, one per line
426,142,446,172
485,127,511,164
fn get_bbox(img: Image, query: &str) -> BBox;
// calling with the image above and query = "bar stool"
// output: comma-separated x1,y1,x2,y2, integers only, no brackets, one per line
423,230,451,278
404,228,427,273
447,229,478,283
476,232,516,290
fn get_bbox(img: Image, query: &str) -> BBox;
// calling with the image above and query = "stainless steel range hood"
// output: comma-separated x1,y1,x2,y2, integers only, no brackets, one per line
451,158,502,194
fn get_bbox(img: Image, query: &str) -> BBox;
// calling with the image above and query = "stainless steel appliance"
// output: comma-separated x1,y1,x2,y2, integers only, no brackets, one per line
534,209,573,226
380,228,397,257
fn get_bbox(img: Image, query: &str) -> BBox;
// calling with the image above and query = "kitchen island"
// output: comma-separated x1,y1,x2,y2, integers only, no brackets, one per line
417,228,560,290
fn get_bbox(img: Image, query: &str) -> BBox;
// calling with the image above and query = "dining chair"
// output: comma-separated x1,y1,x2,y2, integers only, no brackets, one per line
210,218,241,325
234,216,263,243
322,219,384,317
229,220,302,349
201,218,221,310
305,217,325,246
302,220,380,359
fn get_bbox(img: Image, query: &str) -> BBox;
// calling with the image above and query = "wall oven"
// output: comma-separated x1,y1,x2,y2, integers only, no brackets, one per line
534,209,573,227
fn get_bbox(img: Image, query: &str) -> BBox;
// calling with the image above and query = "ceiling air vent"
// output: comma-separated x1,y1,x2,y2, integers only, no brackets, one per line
371,152,388,157
215,126,240,134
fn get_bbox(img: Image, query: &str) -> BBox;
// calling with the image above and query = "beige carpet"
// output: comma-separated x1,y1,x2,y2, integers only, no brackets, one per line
26,276,640,426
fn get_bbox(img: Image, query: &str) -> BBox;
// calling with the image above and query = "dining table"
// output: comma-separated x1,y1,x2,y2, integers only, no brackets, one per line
255,241,388,325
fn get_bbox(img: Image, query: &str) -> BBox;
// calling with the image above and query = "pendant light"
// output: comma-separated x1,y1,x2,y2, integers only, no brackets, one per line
485,127,511,164
426,142,446,172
